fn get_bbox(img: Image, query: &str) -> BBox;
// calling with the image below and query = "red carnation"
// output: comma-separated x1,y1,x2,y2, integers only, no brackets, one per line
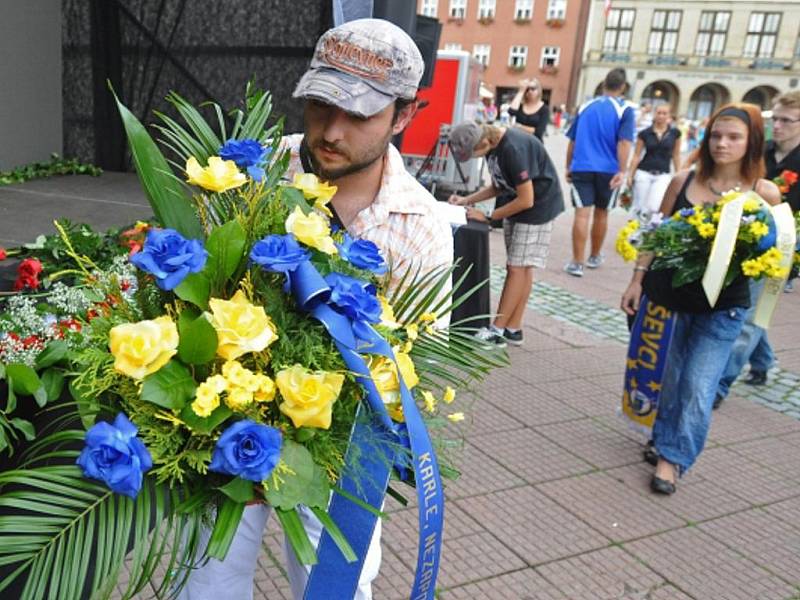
0,248,6,261
13,258,44,291
781,170,798,186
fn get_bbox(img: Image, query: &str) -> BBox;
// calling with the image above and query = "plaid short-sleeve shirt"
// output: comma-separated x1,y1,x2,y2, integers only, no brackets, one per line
281,135,454,303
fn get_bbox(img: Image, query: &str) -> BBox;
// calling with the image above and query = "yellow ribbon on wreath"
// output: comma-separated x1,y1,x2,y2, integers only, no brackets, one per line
702,193,746,307
753,202,796,328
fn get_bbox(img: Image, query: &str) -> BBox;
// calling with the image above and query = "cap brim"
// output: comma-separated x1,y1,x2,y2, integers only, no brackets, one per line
293,68,395,118
449,143,472,163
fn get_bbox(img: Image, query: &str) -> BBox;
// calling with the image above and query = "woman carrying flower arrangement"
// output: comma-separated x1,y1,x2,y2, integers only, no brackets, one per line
620,103,781,495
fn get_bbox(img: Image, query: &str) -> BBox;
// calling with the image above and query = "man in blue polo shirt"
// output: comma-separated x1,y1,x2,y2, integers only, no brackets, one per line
564,68,636,276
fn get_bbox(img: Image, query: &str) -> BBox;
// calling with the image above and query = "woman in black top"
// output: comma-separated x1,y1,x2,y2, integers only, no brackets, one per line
508,79,550,141
627,104,681,216
620,103,781,496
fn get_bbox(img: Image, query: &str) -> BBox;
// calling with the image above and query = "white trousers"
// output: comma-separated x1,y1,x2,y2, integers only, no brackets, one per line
177,504,382,600
632,170,672,216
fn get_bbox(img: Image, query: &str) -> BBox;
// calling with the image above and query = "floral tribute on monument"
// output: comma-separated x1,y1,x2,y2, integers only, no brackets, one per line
0,85,504,599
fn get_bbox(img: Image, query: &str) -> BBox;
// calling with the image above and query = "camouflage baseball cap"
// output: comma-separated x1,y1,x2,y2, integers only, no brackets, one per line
293,18,424,118
448,122,483,162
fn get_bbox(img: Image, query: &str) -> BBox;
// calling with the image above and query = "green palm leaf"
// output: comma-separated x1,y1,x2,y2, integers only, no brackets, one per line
110,86,203,240
0,434,204,600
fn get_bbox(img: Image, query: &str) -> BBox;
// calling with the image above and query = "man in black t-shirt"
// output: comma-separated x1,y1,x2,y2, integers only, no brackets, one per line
714,91,800,409
447,122,564,347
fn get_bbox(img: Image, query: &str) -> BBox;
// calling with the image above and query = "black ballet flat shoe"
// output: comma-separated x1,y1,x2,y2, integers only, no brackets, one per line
713,394,725,410
744,370,767,386
650,475,676,495
643,441,659,467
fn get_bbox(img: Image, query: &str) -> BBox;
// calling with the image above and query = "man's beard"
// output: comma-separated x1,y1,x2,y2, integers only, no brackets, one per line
307,130,393,181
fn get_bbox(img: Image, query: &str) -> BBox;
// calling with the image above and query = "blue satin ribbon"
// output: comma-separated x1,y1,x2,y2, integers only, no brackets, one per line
289,259,444,600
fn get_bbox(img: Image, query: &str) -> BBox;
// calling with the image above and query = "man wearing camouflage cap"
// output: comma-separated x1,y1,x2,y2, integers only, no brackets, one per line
179,18,452,600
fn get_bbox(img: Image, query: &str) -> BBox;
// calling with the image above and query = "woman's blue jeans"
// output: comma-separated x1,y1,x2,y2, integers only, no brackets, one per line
653,306,746,475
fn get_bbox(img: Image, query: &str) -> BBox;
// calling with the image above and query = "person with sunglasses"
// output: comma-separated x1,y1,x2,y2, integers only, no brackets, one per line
508,79,550,142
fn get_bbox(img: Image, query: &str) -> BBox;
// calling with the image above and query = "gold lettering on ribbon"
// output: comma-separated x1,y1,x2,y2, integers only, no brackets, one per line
702,194,746,307
753,202,797,328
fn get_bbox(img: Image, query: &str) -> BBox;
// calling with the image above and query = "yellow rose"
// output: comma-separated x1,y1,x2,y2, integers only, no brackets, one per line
443,386,455,404
395,351,419,389
186,156,247,193
421,390,436,413
276,365,344,429
109,316,179,380
207,290,278,360
405,323,419,342
379,296,401,329
388,402,405,423
285,206,337,255
368,352,419,405
253,373,276,402
191,379,221,417
291,173,337,217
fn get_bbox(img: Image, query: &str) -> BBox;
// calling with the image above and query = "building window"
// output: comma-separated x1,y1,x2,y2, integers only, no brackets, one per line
602,8,635,52
514,0,533,20
449,0,467,19
473,44,491,66
444,43,462,51
509,45,528,68
541,46,560,67
477,0,495,20
695,11,730,57
648,10,681,55
546,0,566,20
743,12,782,58
420,0,438,18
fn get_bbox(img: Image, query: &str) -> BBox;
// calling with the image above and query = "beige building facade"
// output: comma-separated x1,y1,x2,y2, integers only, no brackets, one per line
417,0,591,108
577,0,800,119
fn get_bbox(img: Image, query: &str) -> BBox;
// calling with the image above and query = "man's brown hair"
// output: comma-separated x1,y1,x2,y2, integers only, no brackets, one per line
774,91,800,111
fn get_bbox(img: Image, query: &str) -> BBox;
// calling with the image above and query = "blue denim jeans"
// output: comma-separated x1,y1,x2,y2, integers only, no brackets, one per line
716,280,775,399
653,306,746,475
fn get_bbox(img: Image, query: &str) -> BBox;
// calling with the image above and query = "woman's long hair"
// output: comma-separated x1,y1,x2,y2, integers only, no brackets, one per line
695,102,765,183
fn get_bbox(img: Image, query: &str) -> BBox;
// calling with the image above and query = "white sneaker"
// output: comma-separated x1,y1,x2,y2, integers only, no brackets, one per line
564,262,584,277
586,254,605,269
474,327,508,348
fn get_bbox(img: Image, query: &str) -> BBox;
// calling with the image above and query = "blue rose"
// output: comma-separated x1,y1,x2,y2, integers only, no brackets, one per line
209,420,282,482
336,234,387,274
76,413,153,498
130,228,208,291
325,272,382,324
679,208,695,217
219,139,270,182
250,234,311,275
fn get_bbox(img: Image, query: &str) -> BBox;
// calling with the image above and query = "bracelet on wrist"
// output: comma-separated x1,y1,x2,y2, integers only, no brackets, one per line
633,265,648,272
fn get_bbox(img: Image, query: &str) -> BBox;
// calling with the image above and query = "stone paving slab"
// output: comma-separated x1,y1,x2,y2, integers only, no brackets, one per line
535,546,666,599
537,471,686,543
699,509,800,586
439,569,566,600
624,527,797,600
455,486,610,566
469,427,595,485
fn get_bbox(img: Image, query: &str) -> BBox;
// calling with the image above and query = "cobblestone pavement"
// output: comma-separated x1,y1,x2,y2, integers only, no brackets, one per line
489,264,800,420
4,141,799,600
